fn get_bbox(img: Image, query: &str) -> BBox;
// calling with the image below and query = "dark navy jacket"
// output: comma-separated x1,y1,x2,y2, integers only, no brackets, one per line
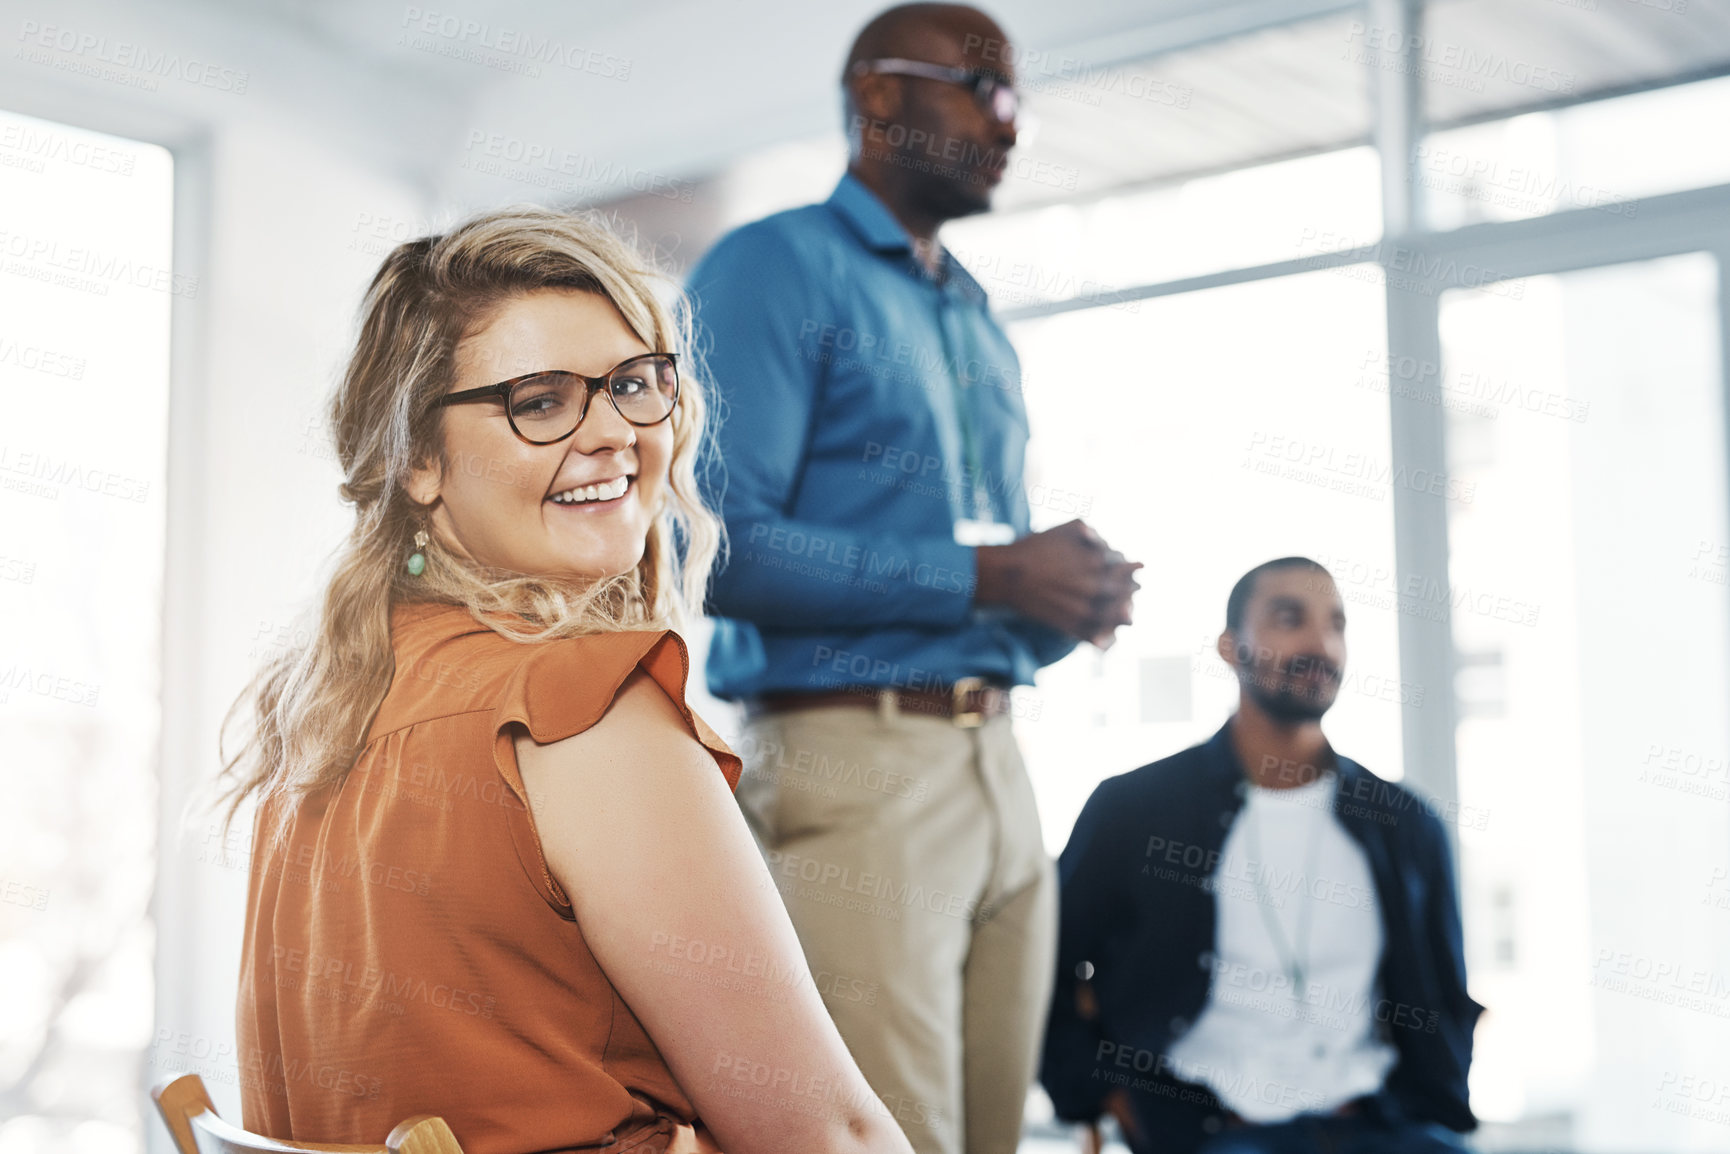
1040,721,1483,1153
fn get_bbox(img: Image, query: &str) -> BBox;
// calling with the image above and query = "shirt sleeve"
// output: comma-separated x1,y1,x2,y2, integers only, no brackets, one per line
1416,814,1485,1131
488,629,743,911
1040,776,1124,1122
690,223,978,631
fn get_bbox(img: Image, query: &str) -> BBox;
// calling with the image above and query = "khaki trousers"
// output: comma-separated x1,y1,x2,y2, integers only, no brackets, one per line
736,705,1057,1154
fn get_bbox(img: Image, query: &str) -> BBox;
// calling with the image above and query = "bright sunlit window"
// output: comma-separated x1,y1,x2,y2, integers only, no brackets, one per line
945,145,1383,311
1423,75,1730,230
1006,261,1401,855
0,108,174,1154
1440,254,1730,1152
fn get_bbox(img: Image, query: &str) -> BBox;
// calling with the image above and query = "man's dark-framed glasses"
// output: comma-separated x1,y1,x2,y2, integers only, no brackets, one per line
852,58,1019,125
434,353,679,445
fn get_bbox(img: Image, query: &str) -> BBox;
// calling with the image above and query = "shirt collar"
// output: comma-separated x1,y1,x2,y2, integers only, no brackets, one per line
827,172,914,254
1203,716,1363,796
825,173,991,306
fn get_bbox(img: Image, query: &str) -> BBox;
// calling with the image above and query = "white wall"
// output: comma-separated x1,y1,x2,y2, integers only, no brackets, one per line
0,0,434,1139
151,127,429,1129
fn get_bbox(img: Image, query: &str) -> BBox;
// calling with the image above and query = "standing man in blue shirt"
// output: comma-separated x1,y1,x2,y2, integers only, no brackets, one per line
687,5,1141,1153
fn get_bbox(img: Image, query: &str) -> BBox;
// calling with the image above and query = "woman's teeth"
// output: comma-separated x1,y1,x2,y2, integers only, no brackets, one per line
550,477,630,504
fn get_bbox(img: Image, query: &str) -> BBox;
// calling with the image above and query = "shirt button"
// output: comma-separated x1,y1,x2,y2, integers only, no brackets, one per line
1202,1116,1223,1134
1169,1015,1189,1034
1197,951,1216,971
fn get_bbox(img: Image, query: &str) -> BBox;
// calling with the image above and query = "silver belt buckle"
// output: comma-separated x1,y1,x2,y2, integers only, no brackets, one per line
951,676,986,728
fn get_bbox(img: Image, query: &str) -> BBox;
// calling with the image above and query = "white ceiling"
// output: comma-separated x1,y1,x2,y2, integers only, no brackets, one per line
4,0,1726,219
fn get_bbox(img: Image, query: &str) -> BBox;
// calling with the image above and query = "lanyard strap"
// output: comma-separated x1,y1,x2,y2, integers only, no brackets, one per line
932,290,993,523
1242,798,1326,1000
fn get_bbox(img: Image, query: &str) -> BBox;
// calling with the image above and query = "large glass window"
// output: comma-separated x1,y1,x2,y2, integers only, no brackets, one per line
0,109,174,1154
1005,265,1402,854
945,146,1383,312
1439,253,1730,1151
1423,76,1730,230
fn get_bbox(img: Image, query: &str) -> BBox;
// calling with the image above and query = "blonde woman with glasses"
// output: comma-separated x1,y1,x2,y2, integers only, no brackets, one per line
219,207,916,1154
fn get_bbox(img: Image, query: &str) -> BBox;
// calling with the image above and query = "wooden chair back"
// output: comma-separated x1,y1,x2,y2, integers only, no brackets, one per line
151,1074,465,1154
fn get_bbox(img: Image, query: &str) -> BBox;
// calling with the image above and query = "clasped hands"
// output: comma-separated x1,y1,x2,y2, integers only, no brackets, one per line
976,519,1143,651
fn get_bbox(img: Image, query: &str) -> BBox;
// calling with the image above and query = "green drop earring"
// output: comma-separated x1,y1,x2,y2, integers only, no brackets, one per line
406,529,428,577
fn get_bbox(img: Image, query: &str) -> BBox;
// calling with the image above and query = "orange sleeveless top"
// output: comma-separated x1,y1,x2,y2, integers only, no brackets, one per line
236,601,741,1154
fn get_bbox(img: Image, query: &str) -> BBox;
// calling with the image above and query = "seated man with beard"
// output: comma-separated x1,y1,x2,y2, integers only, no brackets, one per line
1040,557,1483,1154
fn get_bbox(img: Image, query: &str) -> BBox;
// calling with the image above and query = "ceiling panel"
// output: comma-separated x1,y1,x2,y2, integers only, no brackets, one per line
996,11,1371,209
1419,0,1730,123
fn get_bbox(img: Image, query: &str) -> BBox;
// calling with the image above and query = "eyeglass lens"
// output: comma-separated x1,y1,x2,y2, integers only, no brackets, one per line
984,80,1018,124
508,355,677,442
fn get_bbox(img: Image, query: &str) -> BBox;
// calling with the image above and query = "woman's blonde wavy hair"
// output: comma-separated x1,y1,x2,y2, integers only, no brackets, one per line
218,205,720,831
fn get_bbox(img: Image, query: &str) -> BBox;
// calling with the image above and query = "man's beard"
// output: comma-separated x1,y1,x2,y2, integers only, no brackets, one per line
1240,657,1340,722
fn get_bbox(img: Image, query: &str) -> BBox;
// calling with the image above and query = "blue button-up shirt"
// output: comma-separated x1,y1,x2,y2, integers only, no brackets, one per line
688,173,1076,700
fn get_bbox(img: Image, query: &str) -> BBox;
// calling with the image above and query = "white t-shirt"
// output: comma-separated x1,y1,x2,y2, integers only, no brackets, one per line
1164,770,1398,1122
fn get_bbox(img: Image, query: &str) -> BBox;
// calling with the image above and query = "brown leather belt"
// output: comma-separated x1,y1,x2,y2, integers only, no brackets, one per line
747,678,1011,728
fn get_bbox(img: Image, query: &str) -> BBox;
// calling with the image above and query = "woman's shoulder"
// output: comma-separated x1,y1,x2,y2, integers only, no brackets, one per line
377,603,705,747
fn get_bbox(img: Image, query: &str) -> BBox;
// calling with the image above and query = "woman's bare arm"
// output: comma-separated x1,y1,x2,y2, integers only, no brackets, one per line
515,670,914,1154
